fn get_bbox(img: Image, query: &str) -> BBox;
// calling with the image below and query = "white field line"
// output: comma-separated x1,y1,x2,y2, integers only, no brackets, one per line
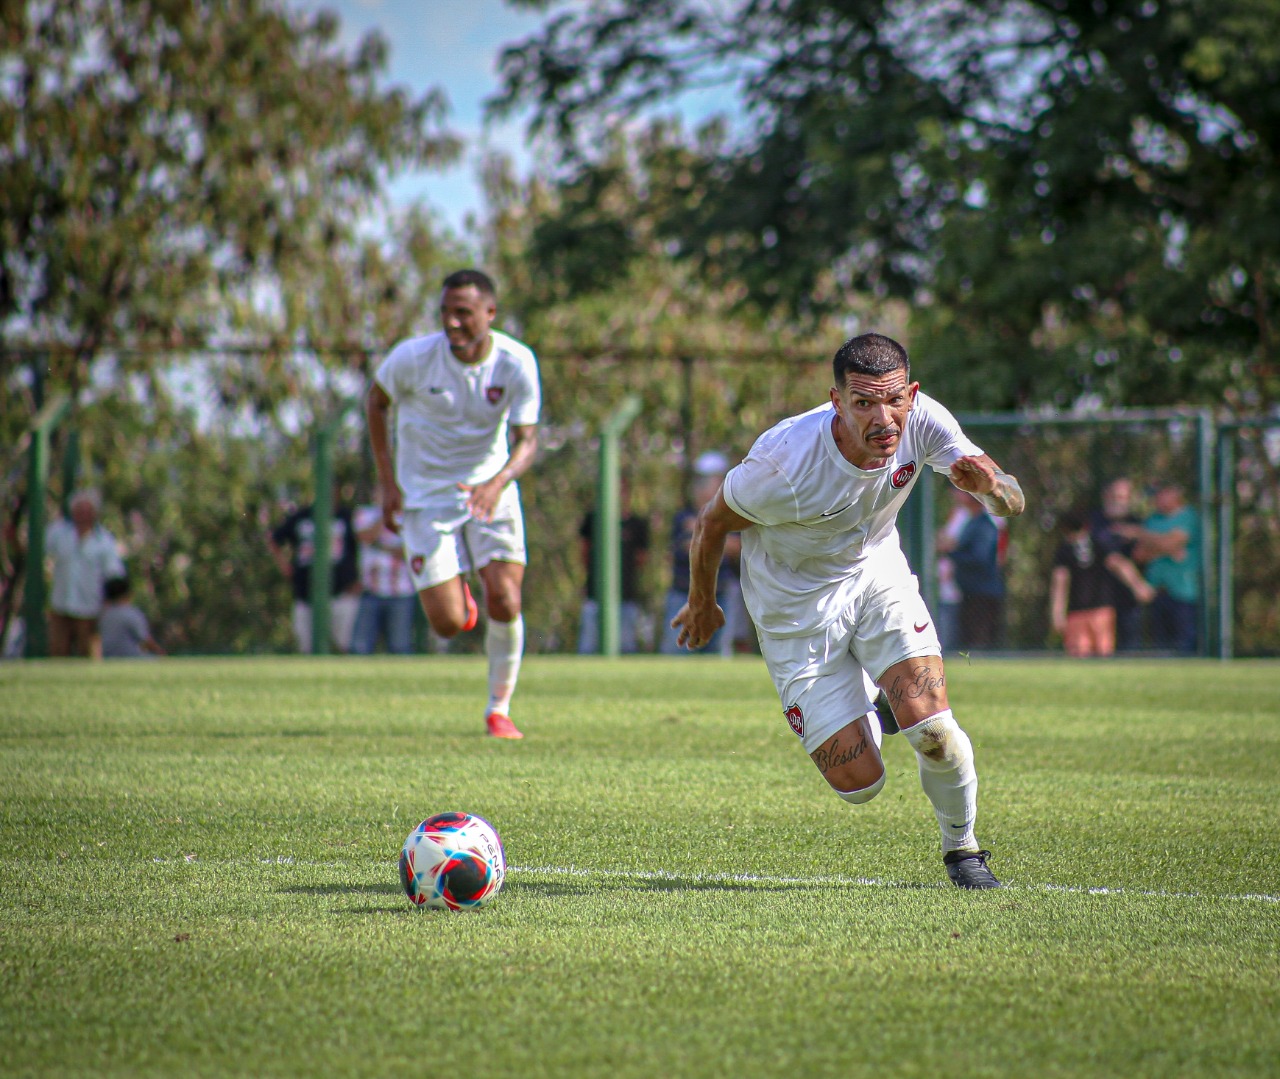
147,857,1280,905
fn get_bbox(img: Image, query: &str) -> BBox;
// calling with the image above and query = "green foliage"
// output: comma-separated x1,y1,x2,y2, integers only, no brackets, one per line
494,0,1280,414
2,657,1278,1076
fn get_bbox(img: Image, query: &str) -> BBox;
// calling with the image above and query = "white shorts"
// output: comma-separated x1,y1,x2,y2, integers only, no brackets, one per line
401,486,526,591
759,570,941,753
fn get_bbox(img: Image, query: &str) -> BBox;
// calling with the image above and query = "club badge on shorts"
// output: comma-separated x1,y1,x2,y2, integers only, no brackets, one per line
410,555,425,575
785,704,803,737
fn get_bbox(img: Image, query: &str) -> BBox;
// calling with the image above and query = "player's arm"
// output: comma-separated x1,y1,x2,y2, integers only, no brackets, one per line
365,382,402,533
949,454,1025,518
1104,551,1157,603
671,487,753,650
462,424,539,523
1049,566,1070,635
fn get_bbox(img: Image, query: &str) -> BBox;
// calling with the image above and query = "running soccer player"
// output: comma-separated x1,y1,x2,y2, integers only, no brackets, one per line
670,332,1025,888
366,270,540,740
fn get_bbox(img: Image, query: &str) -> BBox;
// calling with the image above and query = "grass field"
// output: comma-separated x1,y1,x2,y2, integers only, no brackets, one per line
2,655,1278,1077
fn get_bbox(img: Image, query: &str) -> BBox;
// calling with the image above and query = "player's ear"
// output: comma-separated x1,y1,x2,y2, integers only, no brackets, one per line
907,381,920,405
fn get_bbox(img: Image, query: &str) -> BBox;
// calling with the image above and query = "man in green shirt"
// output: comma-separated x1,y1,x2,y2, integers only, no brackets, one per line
1135,483,1199,654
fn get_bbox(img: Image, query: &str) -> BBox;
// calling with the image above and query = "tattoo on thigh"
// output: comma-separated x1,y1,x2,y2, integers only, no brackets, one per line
812,734,867,775
886,665,945,710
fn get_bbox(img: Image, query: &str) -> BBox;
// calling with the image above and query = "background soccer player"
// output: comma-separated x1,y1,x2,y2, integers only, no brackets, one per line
671,333,1025,888
366,270,540,739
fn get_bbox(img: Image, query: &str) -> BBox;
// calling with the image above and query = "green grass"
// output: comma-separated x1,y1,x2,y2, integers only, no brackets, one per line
2,656,1278,1078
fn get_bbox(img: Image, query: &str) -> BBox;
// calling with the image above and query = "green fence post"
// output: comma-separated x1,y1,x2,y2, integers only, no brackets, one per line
594,395,643,656
1216,426,1235,661
23,395,70,658
310,423,335,656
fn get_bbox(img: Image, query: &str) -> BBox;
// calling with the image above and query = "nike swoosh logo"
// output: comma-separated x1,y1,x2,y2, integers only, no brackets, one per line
821,504,853,517
914,622,929,633
428,387,446,394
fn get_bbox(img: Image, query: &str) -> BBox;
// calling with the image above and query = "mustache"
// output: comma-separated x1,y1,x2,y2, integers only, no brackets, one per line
869,426,900,438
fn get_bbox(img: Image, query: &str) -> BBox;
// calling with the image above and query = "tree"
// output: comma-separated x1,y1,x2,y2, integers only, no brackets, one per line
493,0,1280,413
0,0,464,651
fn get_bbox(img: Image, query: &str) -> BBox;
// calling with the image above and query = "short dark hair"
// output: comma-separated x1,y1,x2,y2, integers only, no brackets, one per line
832,333,909,387
104,576,131,601
442,269,497,300
1060,506,1089,533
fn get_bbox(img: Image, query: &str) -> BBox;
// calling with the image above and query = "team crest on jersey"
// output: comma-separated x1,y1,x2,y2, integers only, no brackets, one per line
785,704,804,737
410,555,424,575
891,462,916,489
486,385,505,405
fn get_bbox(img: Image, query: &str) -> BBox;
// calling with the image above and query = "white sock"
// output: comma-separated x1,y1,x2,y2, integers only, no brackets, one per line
485,615,524,717
902,708,978,853
865,710,883,750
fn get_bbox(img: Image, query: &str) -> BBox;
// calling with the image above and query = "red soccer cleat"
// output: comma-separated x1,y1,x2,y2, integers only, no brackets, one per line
461,581,479,633
485,712,524,740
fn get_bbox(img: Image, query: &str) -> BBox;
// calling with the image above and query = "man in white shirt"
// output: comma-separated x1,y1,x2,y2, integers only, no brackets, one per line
366,270,540,739
46,488,125,658
670,333,1025,888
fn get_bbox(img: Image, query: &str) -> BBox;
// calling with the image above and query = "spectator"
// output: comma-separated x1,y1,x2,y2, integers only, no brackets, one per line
1089,477,1146,651
350,504,417,655
46,488,124,658
578,477,650,654
100,576,165,658
934,490,971,653
1050,507,1154,657
267,492,360,654
660,452,741,656
1134,483,1200,654
937,489,1005,650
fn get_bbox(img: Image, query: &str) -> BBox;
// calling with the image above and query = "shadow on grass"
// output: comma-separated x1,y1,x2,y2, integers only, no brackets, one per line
279,883,400,896
504,877,939,896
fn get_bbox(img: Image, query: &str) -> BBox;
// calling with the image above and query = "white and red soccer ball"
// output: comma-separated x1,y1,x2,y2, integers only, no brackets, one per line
399,812,506,911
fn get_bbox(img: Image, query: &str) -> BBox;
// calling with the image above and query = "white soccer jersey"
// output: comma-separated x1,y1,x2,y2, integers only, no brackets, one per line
374,330,541,506
722,392,983,638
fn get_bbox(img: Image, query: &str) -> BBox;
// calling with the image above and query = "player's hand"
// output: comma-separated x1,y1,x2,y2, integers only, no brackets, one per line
458,478,503,523
671,600,725,651
379,483,403,534
949,455,997,495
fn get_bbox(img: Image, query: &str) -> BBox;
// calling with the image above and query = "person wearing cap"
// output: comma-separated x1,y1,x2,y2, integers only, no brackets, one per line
45,488,125,658
670,333,1025,889
660,451,741,656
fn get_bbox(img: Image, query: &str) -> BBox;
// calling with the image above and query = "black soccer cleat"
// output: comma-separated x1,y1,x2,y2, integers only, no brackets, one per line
944,849,1002,890
873,691,899,736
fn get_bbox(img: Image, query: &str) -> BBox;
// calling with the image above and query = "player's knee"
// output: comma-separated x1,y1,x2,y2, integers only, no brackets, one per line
835,770,886,805
907,711,974,773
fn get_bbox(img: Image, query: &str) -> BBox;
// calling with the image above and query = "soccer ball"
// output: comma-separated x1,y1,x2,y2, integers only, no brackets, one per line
399,812,506,911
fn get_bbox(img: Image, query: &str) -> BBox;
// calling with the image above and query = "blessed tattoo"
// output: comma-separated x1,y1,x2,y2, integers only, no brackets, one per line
812,735,867,774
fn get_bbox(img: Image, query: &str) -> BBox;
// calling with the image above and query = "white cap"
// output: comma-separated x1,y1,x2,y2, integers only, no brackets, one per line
694,450,730,476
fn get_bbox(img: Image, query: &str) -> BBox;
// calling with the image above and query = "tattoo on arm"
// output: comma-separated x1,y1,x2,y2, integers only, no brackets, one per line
976,470,1025,518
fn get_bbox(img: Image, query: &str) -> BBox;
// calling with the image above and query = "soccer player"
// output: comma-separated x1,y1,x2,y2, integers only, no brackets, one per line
366,270,540,739
670,333,1025,888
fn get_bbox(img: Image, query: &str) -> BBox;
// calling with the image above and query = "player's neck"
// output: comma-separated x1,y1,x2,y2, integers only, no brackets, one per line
450,332,494,365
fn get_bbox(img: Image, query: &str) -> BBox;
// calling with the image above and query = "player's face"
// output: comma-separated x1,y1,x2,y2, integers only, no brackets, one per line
440,285,496,362
830,369,919,468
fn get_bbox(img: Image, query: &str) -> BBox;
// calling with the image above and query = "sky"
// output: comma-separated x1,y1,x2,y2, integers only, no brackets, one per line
282,0,744,237
283,0,552,234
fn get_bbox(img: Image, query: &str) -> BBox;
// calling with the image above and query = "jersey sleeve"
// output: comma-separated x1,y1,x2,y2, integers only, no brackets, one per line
918,395,985,474
507,352,541,426
722,452,797,526
373,340,413,403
